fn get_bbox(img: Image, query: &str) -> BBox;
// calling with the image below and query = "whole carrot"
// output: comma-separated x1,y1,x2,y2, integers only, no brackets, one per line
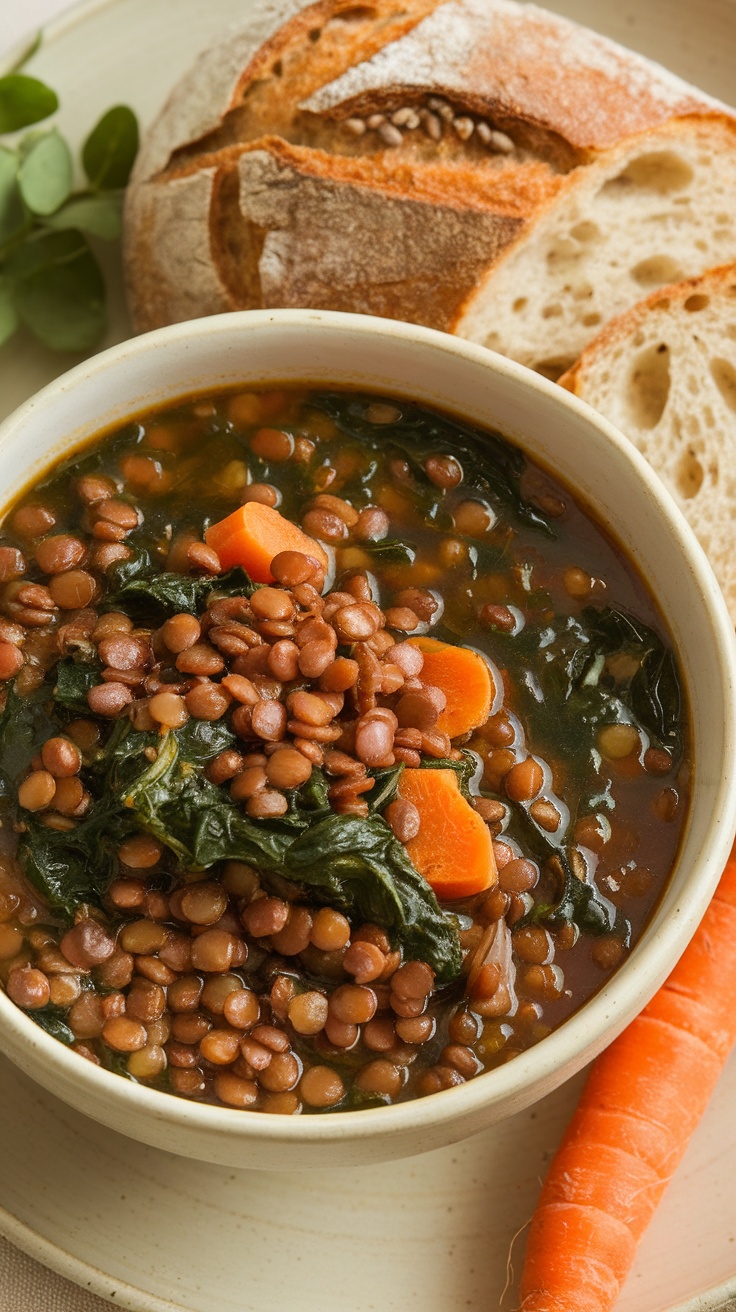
518,849,736,1311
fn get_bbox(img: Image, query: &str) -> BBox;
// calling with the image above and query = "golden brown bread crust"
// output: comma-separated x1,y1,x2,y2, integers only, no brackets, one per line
234,139,561,327
124,0,734,334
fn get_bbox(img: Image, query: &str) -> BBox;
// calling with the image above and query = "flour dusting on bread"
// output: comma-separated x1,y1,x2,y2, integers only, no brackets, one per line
303,0,721,153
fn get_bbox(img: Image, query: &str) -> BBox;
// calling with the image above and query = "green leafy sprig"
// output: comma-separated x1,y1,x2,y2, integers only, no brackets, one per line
0,59,138,352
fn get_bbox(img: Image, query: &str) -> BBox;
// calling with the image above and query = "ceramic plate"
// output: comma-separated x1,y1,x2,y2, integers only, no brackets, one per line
1,0,736,1308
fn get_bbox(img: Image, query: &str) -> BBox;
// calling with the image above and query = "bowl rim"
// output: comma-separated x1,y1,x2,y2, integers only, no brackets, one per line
1,306,735,1147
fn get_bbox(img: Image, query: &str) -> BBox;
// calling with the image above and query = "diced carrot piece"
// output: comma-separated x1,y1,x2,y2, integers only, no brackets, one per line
407,636,494,738
205,503,329,583
397,767,496,900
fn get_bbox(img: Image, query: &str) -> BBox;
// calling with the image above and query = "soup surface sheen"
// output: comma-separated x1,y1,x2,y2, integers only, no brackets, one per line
0,387,689,1114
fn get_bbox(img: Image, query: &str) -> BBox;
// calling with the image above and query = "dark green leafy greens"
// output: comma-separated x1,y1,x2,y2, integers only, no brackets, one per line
111,729,461,981
571,607,682,751
492,604,683,776
29,1005,75,1045
360,539,416,565
0,52,138,351
419,749,480,799
53,657,101,714
285,813,462,982
17,714,461,978
106,548,255,618
20,793,134,918
519,848,624,940
313,391,556,536
0,683,56,791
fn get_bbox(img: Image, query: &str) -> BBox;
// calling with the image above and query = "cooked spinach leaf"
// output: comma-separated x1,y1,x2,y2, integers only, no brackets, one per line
494,604,682,760
313,391,555,536
20,794,133,920
53,658,100,713
282,767,331,827
520,848,623,938
115,730,460,979
30,1006,75,1045
107,559,254,617
0,683,56,789
419,750,481,799
360,539,416,565
285,813,462,982
561,606,681,750
368,763,404,811
174,717,236,767
116,731,293,869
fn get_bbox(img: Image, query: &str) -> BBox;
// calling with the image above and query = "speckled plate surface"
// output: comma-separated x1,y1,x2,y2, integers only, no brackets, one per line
1,0,736,1308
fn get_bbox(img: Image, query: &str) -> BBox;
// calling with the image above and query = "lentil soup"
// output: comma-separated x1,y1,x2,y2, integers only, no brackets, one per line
0,386,690,1114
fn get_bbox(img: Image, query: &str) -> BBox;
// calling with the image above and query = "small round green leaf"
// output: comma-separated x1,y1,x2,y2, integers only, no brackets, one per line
0,74,58,134
44,193,122,240
0,280,18,347
7,228,105,352
0,147,26,247
82,105,139,191
17,129,73,216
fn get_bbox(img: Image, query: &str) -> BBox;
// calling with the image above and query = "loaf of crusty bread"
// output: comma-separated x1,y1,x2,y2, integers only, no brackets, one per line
560,264,736,617
124,0,736,371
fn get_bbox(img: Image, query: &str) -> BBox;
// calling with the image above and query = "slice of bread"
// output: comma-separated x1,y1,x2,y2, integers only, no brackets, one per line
456,116,736,378
560,264,736,617
125,0,736,339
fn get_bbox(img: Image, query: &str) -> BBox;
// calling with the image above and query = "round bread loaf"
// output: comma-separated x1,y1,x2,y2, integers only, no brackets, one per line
124,0,736,374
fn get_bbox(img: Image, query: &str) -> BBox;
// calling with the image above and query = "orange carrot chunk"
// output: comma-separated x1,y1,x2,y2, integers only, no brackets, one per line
397,767,496,900
518,849,736,1312
205,503,329,583
407,636,493,738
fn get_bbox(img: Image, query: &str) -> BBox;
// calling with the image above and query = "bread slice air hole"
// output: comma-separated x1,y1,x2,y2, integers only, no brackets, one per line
626,342,671,428
711,358,736,414
542,302,563,319
513,297,528,313
684,294,710,312
570,221,600,243
676,447,705,498
631,255,684,288
600,152,694,199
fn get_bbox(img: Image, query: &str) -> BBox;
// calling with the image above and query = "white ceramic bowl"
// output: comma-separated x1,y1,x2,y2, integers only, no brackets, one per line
0,309,734,1170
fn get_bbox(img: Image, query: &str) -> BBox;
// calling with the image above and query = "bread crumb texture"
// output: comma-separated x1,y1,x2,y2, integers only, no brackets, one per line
561,264,736,619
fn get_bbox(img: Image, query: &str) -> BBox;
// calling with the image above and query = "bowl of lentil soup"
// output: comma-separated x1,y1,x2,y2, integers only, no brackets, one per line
0,310,733,1170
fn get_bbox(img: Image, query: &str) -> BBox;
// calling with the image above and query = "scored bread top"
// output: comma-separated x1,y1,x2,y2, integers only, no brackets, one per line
124,0,736,336
302,0,722,158
560,264,736,619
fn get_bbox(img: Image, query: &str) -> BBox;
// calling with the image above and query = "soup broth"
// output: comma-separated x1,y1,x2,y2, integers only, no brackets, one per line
0,387,690,1113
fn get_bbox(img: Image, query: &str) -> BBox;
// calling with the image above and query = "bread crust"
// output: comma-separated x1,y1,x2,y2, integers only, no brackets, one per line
301,0,723,159
124,0,736,335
